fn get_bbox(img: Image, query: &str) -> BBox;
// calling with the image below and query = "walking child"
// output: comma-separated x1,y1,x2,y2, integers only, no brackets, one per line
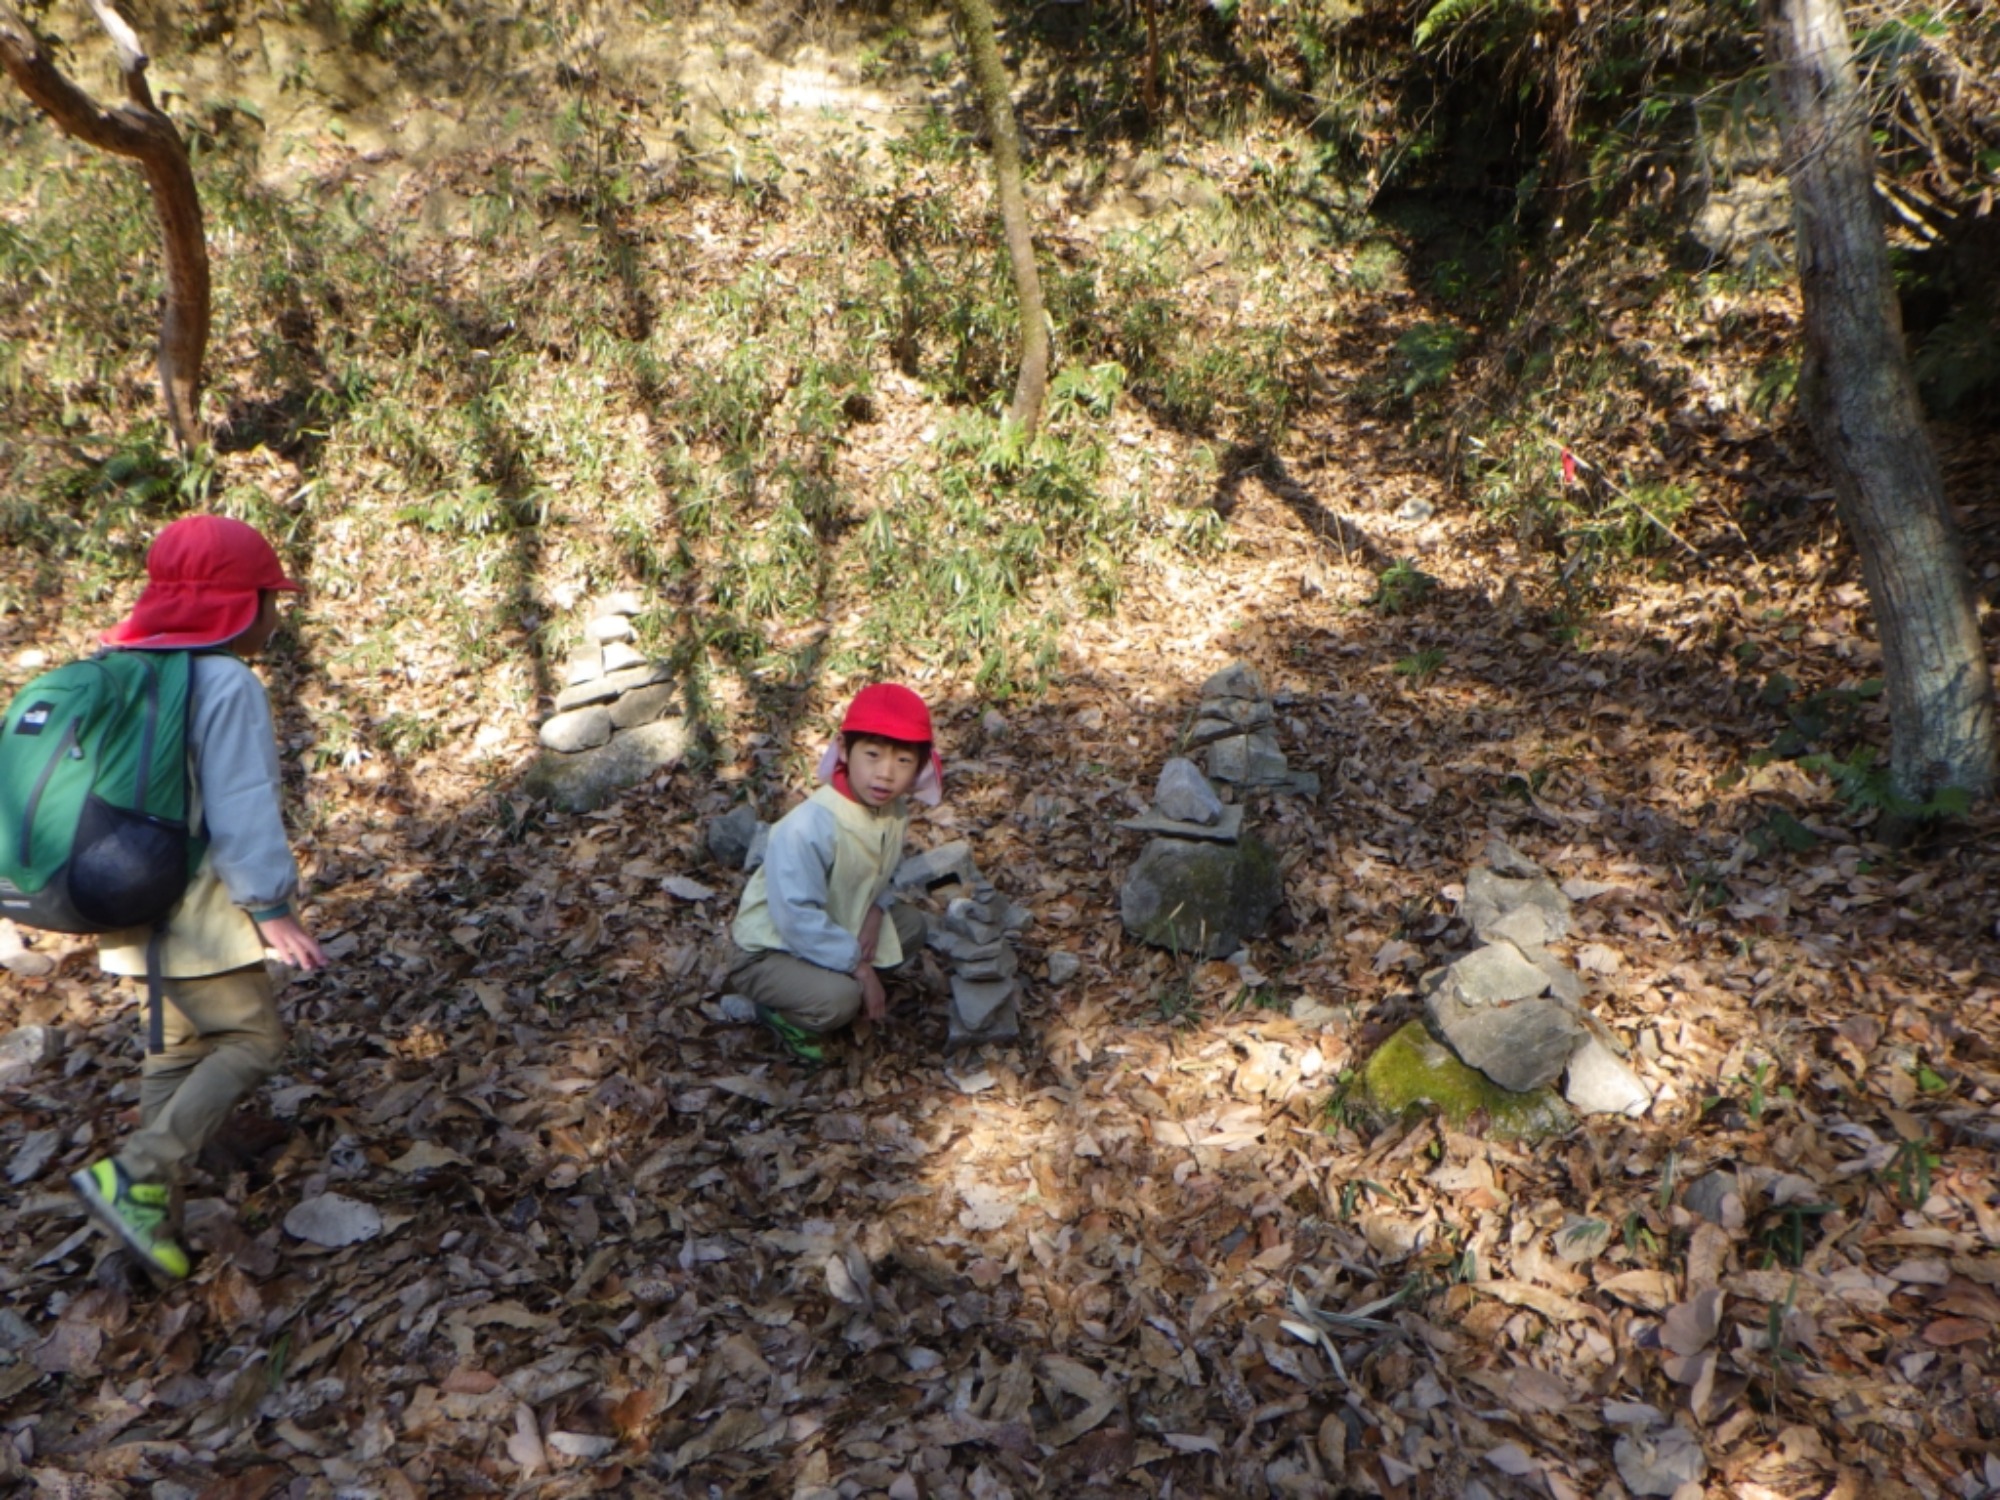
728,684,941,1060
68,515,326,1280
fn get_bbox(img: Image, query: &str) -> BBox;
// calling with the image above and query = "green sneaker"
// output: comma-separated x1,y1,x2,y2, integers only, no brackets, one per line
69,1159,190,1281
754,1005,827,1065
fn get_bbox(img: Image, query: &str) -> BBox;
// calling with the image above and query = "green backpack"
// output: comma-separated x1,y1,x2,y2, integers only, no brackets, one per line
0,650,204,934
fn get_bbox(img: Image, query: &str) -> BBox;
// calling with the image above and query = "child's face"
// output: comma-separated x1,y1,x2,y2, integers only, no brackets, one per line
846,737,923,808
230,591,283,659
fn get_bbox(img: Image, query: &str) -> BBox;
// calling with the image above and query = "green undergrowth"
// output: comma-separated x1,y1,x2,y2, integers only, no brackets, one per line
0,74,1318,744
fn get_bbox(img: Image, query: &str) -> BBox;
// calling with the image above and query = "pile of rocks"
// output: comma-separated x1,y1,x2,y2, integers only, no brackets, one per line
892,841,1030,1047
1187,662,1317,797
1118,756,1281,957
527,593,689,813
1419,839,1650,1117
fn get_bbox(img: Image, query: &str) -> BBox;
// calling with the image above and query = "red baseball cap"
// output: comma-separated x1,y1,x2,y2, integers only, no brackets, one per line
100,514,301,650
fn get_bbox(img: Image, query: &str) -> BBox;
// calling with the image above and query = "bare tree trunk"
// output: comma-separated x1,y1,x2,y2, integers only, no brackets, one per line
0,0,210,452
948,0,1051,435
1762,0,1995,806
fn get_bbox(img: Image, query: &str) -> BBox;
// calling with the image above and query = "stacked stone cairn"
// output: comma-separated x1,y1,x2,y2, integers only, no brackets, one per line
890,841,1031,1047
528,593,689,813
1419,839,1651,1117
1186,662,1318,797
1118,756,1282,957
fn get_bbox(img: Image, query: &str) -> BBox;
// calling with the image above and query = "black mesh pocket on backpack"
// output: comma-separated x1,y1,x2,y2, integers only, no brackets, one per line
67,794,191,930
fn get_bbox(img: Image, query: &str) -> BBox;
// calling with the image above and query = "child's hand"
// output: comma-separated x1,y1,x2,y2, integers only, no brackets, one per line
857,964,888,1023
257,914,327,972
857,906,885,966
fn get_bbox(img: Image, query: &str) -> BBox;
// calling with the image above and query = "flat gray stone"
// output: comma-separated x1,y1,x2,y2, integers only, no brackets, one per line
744,824,769,874
1207,734,1251,782
525,718,690,813
1240,728,1291,783
951,975,1019,1031
997,897,1031,934
941,912,1006,946
929,928,1007,964
1116,804,1245,844
539,705,612,753
1564,1038,1652,1117
1482,837,1545,879
717,993,758,1023
1208,728,1288,785
564,647,604,686
1201,662,1265,700
1192,696,1274,732
1186,716,1243,748
706,806,765,870
610,681,678,731
553,660,672,713
1046,952,1080,985
948,992,1020,1047
594,590,646,617
601,641,645,673
1156,757,1224,825
1447,941,1554,1006
957,947,1020,982
1284,770,1322,797
1525,946,1588,1007
1120,834,1282,957
1484,904,1559,950
1427,991,1585,1093
893,841,976,890
1463,866,1573,944
586,615,634,644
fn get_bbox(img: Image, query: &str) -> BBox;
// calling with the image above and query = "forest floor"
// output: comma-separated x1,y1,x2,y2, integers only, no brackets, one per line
3,3,2000,1498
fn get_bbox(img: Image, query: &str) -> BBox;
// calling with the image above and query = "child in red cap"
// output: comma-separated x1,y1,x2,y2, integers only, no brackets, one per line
728,683,942,1060
69,514,327,1281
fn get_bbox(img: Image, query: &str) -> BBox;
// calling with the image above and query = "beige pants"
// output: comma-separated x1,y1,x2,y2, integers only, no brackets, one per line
116,965,285,1186
729,904,927,1034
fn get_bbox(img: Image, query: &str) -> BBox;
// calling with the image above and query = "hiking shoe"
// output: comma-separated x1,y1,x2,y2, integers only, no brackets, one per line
70,1159,190,1281
754,1005,827,1064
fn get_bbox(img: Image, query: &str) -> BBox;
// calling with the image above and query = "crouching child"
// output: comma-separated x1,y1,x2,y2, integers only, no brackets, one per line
69,515,327,1281
727,684,941,1061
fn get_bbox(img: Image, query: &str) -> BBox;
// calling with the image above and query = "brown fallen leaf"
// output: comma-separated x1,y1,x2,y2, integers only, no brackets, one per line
1478,1280,1596,1324
442,1368,501,1395
1598,1268,1678,1312
612,1387,657,1441
1921,1317,1991,1348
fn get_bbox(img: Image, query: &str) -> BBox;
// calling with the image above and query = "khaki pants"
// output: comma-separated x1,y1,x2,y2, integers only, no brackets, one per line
729,904,927,1034
116,965,285,1186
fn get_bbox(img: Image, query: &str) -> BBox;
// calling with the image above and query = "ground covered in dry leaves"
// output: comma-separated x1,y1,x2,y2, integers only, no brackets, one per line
4,455,1999,1500
3,12,2000,1495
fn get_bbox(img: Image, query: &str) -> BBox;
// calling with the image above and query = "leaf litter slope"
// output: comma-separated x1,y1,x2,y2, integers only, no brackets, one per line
6,477,1999,1498
2,43,2000,1500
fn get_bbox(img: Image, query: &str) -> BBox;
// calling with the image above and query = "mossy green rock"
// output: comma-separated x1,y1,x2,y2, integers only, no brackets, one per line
1355,1020,1574,1141
1120,834,1282,957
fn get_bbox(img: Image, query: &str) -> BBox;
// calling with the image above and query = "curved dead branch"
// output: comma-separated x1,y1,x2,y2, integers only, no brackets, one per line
0,1,210,451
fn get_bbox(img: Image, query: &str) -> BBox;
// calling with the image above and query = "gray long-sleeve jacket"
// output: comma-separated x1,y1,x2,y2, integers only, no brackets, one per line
100,653,299,978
